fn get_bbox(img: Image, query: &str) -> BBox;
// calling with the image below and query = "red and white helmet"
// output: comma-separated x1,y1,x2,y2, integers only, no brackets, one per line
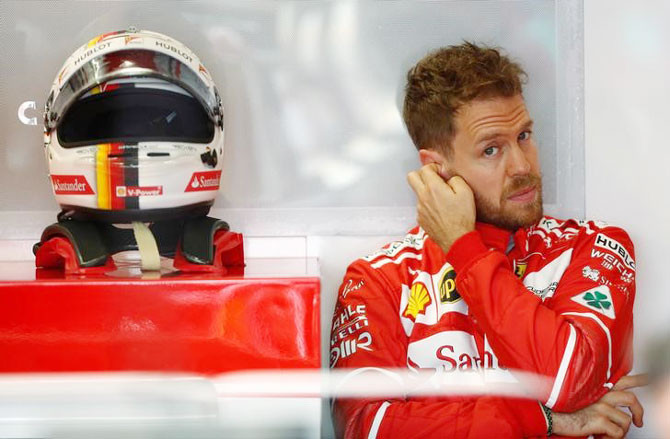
44,28,224,222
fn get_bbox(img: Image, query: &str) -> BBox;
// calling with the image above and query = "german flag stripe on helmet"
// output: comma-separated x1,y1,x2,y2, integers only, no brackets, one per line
109,143,126,210
124,146,139,209
96,143,111,210
96,142,139,210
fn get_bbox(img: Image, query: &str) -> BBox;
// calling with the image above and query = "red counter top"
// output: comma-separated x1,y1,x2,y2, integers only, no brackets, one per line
0,258,320,375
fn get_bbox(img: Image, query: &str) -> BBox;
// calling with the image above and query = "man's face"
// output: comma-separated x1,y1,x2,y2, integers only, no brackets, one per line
446,94,543,230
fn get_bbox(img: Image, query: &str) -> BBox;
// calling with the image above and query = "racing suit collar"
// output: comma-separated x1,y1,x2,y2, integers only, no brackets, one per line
474,222,531,257
474,222,512,252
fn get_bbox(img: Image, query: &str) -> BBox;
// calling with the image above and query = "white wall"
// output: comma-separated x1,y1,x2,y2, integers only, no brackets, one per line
584,1,670,437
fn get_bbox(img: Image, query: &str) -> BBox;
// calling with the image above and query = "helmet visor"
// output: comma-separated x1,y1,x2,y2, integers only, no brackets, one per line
57,86,215,147
46,49,222,132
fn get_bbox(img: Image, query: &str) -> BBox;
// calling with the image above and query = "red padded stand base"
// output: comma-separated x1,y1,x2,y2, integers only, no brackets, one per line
34,236,116,274
173,230,245,274
35,230,245,275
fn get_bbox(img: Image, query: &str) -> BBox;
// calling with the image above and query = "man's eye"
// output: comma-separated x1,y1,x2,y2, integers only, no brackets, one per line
484,146,499,157
519,131,532,141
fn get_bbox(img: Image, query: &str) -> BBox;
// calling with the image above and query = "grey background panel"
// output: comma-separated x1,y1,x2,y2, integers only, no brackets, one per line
0,0,581,228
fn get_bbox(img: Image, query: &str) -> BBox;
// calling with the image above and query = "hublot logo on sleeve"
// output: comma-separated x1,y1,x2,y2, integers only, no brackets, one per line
594,233,635,270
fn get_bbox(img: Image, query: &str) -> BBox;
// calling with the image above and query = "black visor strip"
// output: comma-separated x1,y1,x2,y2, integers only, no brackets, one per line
57,87,215,147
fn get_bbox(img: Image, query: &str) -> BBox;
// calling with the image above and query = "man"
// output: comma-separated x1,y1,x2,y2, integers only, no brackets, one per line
330,42,642,438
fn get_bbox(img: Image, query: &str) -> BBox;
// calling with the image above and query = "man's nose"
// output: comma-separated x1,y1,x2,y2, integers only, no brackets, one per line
507,144,531,176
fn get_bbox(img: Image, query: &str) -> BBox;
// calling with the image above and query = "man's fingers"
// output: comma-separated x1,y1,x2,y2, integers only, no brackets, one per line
423,162,453,181
415,163,441,183
415,164,456,195
423,162,441,174
447,175,471,195
407,171,425,194
601,390,644,428
420,164,451,188
613,374,649,391
625,392,644,428
582,388,645,439
598,403,632,435
595,416,624,439
437,166,452,181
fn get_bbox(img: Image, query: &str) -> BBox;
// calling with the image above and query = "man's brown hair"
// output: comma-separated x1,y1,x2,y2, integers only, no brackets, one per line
403,42,526,154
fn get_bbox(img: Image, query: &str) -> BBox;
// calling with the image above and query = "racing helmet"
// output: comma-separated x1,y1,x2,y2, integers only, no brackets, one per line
44,28,224,222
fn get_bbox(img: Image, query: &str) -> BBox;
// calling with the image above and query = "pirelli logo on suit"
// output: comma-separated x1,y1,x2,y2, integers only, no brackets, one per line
330,302,373,367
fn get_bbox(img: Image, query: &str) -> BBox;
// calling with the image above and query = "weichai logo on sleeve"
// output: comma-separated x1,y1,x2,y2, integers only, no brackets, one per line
185,170,222,192
403,282,432,321
51,175,94,195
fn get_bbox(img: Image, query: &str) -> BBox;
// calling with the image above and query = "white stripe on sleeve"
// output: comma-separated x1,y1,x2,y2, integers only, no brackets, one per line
367,401,391,439
545,324,577,408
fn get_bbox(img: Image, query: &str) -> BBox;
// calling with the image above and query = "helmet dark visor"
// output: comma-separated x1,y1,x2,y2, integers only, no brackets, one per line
58,87,215,147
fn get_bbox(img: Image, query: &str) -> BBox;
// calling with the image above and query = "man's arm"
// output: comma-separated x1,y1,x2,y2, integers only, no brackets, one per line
334,394,547,439
330,260,548,438
447,226,635,412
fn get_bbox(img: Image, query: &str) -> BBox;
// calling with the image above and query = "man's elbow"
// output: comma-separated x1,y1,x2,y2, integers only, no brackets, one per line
547,339,615,412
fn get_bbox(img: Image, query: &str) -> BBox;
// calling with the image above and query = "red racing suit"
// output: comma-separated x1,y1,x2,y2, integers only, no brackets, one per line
330,216,636,438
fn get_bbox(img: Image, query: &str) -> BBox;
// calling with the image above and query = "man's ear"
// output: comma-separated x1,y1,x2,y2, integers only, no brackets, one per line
419,148,446,166
419,148,453,180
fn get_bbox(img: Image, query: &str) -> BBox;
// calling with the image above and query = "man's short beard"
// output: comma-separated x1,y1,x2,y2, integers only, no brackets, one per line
474,174,544,231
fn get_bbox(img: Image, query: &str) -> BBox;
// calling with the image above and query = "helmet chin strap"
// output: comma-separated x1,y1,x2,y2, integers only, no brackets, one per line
132,221,161,271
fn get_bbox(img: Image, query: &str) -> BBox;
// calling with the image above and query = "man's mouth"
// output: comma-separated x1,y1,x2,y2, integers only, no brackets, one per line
507,186,537,202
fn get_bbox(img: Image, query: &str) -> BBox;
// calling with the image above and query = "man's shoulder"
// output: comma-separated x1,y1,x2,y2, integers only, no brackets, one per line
346,226,427,276
336,227,427,301
529,216,632,241
359,226,425,264
528,216,632,251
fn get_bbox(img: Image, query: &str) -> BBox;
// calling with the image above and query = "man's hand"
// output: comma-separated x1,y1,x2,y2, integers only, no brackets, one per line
407,164,475,253
553,374,647,438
